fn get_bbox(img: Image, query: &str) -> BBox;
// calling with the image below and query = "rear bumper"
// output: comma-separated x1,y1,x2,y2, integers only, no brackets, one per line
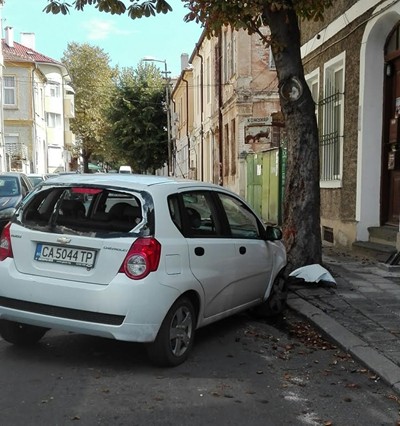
0,260,180,342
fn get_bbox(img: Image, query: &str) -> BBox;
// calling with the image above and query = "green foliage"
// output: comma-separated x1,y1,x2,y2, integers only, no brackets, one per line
182,0,333,39
107,63,168,173
43,0,332,53
43,0,172,18
43,0,332,23
62,43,116,169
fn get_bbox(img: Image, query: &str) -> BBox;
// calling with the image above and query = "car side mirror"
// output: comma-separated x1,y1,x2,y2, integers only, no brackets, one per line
265,225,283,241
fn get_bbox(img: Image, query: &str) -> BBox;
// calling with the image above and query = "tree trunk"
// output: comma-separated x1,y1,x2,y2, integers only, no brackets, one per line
82,149,91,174
263,4,322,273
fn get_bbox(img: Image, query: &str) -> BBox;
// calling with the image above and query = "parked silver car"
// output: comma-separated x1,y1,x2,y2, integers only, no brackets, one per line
0,174,287,366
0,172,33,233
27,173,48,187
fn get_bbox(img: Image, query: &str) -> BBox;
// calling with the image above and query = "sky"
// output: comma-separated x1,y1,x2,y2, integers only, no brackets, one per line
1,0,204,77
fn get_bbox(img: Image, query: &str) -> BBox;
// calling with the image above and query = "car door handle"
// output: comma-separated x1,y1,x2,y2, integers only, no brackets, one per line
239,246,246,255
194,247,205,256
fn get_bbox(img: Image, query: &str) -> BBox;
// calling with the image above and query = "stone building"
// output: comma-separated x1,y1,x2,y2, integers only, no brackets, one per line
2,27,75,174
172,26,281,221
301,0,400,258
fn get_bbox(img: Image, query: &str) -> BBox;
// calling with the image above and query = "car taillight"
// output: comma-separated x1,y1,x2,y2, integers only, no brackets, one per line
119,237,161,280
0,223,13,261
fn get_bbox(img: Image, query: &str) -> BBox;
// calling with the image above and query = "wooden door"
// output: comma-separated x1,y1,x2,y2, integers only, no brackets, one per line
383,56,400,225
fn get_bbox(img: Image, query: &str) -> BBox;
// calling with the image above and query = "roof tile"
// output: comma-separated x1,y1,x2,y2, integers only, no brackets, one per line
2,39,62,65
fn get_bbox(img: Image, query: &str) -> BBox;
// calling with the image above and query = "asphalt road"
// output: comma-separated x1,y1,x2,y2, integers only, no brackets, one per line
0,310,399,426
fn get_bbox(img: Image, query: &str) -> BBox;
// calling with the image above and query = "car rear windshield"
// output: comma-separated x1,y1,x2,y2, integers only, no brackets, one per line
17,186,153,237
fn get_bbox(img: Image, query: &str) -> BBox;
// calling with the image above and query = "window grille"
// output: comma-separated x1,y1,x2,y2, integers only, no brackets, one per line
319,90,344,181
319,59,344,183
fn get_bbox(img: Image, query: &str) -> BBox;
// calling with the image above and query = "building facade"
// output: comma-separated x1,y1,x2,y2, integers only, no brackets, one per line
172,26,281,212
2,27,75,174
301,0,400,255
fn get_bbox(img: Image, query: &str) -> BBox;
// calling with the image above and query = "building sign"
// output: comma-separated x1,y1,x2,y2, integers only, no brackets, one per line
244,117,272,144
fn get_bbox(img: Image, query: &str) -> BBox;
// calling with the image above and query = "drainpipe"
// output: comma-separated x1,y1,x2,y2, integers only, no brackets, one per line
31,65,39,174
195,44,204,182
217,34,223,186
171,97,176,175
182,74,191,178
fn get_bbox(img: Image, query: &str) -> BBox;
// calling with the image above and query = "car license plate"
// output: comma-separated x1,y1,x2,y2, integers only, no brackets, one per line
34,243,96,268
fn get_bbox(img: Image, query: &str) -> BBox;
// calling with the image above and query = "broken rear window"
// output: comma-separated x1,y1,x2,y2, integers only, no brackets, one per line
18,186,150,236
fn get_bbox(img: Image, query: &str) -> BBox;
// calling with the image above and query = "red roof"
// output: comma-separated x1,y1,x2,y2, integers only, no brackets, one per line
2,40,62,66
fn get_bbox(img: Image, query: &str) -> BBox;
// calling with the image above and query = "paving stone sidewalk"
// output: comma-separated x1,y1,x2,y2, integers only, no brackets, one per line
287,247,400,394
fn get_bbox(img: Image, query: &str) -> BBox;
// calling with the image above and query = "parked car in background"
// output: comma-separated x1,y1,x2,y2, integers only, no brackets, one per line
119,165,132,174
27,173,47,187
45,173,59,179
0,174,287,366
0,172,33,233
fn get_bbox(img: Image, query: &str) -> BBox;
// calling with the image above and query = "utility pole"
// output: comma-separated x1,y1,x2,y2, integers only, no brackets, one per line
141,57,173,176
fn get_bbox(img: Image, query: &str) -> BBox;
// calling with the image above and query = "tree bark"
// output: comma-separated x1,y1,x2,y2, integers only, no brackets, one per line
82,149,91,174
263,3,322,273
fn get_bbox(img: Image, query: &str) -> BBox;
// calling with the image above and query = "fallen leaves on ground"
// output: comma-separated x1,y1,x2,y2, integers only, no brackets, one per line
289,321,337,350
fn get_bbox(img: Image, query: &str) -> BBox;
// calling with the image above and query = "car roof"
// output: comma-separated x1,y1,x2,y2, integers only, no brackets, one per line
40,173,223,192
1,172,27,176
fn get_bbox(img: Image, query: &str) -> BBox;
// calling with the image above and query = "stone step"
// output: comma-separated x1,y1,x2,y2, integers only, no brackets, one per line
352,240,397,263
368,225,397,247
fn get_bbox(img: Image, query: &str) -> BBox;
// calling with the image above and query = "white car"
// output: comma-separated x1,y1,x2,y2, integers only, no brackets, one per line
0,174,287,366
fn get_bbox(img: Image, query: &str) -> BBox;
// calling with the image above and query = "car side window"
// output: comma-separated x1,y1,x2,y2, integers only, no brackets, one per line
168,196,182,230
218,193,261,239
169,192,220,237
183,192,218,237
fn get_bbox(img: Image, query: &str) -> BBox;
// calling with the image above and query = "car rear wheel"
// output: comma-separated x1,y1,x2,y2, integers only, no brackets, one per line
146,297,196,367
0,320,48,345
253,274,288,317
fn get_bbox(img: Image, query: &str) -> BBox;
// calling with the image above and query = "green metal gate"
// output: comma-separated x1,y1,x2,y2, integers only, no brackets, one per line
246,147,286,225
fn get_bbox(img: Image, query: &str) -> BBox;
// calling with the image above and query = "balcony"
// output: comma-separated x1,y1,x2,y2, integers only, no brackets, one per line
64,96,75,119
64,130,76,148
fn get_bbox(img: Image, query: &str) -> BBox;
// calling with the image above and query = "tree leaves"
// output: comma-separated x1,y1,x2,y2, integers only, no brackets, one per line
42,1,71,15
43,0,333,29
62,43,116,171
107,64,168,173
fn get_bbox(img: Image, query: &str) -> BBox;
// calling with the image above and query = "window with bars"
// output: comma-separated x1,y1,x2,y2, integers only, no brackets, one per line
5,134,28,159
320,54,345,185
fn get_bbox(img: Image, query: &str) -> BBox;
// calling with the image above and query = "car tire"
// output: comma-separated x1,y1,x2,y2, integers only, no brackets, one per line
146,297,196,367
0,319,48,345
253,273,288,318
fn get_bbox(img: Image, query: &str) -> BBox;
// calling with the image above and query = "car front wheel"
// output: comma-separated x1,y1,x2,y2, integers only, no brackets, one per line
146,297,196,367
0,319,48,345
253,273,288,318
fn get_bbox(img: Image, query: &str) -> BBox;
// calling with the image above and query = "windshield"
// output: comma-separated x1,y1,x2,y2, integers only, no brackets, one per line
0,177,20,197
29,176,44,187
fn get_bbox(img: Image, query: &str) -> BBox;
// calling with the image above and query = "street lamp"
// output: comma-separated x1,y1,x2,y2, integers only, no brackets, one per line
141,57,173,176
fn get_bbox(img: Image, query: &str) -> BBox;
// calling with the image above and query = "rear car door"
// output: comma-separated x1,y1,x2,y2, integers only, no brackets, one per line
179,190,271,319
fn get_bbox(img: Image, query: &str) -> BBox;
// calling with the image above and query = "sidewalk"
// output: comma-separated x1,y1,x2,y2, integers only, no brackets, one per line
287,246,400,395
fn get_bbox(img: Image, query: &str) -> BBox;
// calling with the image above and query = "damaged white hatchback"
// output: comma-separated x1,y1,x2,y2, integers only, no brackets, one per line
0,174,287,366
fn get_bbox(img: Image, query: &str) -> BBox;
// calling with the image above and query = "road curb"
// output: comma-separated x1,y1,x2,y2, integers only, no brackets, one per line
287,294,400,395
